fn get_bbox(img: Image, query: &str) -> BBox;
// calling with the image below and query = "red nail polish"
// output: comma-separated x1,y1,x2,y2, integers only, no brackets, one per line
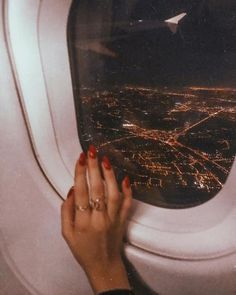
67,186,74,198
124,176,130,188
79,152,86,166
103,156,111,170
89,144,97,159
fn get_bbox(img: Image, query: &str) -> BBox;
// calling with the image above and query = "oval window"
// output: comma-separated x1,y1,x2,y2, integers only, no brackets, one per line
67,0,236,209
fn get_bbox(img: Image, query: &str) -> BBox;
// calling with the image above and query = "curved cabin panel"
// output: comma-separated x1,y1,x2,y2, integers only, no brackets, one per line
1,1,236,295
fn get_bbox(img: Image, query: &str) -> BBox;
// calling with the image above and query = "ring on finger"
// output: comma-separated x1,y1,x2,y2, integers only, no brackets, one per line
75,204,90,212
90,197,106,211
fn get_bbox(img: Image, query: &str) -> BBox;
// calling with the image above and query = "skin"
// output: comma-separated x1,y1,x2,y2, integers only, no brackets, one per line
61,147,132,294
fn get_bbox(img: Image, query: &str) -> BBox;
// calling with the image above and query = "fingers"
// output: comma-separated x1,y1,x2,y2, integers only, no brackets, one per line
86,145,109,229
120,176,132,224
61,188,75,242
87,145,105,209
74,152,91,223
102,156,122,222
65,145,132,232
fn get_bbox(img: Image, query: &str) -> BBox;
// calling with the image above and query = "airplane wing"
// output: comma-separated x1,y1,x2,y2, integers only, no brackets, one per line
76,12,187,57
164,12,187,34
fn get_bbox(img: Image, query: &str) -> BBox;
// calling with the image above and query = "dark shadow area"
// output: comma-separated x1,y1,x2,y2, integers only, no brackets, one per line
122,254,159,295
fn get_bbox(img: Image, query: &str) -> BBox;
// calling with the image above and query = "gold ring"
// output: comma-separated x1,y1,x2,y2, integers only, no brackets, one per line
75,204,90,212
90,197,106,211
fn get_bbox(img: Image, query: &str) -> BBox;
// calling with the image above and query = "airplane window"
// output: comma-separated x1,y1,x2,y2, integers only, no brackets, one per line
67,0,236,209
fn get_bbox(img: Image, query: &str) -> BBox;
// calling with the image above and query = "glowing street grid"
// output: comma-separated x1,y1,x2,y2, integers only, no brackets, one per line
79,86,236,208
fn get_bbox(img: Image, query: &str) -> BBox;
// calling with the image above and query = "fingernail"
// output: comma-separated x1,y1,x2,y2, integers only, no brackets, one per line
79,152,86,166
89,144,97,159
102,156,111,170
124,176,130,188
67,186,74,198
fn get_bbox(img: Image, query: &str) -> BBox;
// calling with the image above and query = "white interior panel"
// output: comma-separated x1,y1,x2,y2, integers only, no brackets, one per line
1,1,236,294
5,0,236,260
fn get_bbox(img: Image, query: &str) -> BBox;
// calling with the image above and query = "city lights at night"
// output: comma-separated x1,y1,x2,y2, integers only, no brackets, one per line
79,86,236,208
69,0,236,208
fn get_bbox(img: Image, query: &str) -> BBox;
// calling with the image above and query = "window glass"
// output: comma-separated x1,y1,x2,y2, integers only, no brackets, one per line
68,0,236,208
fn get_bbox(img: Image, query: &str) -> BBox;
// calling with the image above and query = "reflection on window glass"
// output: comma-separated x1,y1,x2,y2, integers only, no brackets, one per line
68,0,236,208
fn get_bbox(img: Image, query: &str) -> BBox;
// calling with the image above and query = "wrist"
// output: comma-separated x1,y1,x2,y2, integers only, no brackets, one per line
85,259,131,294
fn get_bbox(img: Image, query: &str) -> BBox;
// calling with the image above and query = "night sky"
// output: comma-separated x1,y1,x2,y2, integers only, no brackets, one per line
69,0,236,88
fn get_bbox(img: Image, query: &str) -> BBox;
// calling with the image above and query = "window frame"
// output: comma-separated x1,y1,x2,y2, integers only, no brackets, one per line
5,0,236,260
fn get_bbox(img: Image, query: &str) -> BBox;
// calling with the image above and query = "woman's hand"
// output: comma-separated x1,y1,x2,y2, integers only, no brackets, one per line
61,145,132,294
